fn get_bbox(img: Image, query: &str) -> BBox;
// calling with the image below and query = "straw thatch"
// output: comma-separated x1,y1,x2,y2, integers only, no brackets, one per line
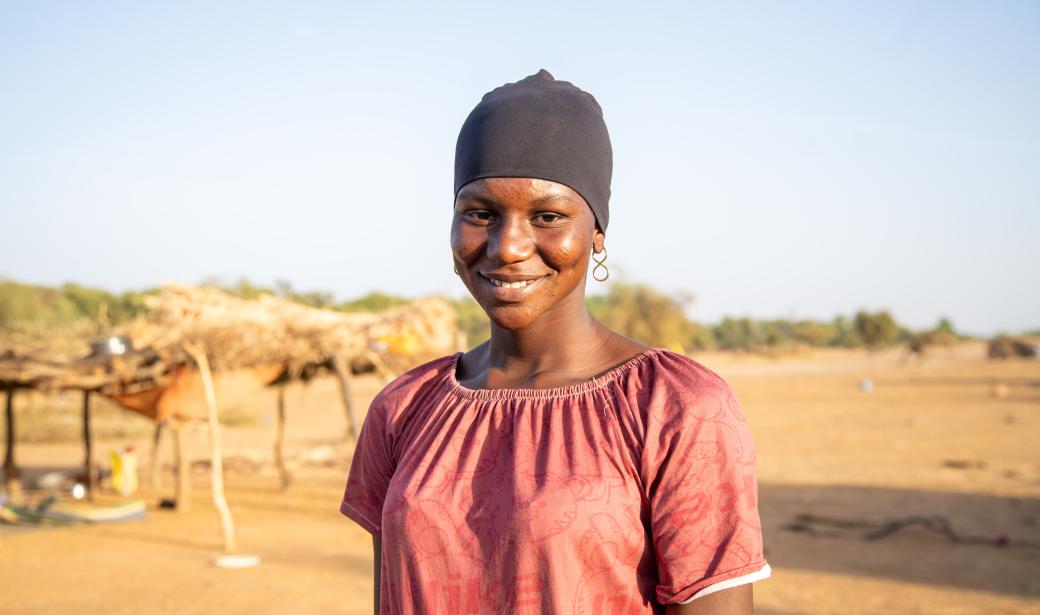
0,347,166,392
0,284,462,392
124,284,460,372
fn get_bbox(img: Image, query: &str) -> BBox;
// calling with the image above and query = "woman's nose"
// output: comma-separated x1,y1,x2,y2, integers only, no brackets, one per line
487,215,535,264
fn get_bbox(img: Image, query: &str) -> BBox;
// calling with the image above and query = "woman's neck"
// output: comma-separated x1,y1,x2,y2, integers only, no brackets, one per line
476,303,624,382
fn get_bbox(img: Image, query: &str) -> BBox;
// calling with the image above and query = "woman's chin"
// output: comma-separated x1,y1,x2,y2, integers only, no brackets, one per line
483,304,542,331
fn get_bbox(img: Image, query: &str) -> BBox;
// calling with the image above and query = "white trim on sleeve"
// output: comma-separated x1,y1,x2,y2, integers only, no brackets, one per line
677,563,772,604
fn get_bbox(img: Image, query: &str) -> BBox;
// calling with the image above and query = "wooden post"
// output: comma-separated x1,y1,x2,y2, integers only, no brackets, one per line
174,424,190,512
149,422,164,491
3,387,20,495
363,349,397,384
330,355,359,442
82,391,95,501
274,386,289,489
184,342,236,554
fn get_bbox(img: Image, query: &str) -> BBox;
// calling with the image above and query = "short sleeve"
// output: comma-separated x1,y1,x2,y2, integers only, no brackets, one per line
642,373,768,605
340,392,395,538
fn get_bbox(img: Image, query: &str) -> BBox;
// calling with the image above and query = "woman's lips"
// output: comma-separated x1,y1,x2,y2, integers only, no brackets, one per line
478,273,549,301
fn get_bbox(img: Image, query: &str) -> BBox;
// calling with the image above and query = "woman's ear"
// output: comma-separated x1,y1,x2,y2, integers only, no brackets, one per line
593,227,606,253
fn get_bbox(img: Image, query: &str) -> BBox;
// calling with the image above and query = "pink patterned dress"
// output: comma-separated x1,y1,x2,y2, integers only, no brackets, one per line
340,347,770,613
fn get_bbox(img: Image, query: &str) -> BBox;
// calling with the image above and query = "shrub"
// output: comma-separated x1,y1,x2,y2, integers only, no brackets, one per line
595,283,695,351
853,310,900,348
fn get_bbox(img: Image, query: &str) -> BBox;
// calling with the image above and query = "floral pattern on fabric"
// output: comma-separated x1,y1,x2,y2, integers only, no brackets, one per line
341,348,767,613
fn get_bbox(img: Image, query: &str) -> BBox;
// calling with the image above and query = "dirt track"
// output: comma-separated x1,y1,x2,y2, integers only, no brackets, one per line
2,344,1038,614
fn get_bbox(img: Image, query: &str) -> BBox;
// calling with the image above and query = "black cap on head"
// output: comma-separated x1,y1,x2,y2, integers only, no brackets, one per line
454,69,612,232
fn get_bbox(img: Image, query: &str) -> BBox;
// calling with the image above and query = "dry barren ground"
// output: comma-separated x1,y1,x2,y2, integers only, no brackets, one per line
1,343,1037,614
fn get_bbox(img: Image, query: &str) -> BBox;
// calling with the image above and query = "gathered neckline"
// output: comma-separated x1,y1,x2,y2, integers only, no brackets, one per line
444,347,663,401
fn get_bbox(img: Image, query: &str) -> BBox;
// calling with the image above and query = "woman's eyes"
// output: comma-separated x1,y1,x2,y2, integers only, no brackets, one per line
534,213,564,224
462,211,566,225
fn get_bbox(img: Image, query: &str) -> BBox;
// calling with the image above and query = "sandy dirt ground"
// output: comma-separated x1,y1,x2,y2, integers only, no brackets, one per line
1,343,1037,614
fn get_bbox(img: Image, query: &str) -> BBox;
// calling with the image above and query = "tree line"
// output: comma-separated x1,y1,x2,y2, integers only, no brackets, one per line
0,277,978,353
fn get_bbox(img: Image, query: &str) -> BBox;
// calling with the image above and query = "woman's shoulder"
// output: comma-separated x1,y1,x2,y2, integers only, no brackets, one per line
625,348,744,426
636,348,734,396
369,352,459,412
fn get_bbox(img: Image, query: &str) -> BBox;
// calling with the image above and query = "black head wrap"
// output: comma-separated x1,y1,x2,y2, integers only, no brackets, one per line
454,69,613,232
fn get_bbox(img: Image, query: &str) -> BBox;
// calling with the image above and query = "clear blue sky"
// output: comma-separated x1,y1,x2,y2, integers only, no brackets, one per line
2,2,1037,335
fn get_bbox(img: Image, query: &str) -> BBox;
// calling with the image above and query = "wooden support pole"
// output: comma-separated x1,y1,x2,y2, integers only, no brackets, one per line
174,424,190,512
330,355,358,442
363,349,397,385
149,422,164,491
184,342,236,554
3,387,20,495
274,386,289,489
82,391,95,501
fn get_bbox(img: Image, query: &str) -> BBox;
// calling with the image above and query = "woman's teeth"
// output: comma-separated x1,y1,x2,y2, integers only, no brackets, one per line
485,276,536,288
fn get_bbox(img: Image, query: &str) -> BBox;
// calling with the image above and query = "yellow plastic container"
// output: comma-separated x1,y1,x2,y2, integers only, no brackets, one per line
110,447,139,496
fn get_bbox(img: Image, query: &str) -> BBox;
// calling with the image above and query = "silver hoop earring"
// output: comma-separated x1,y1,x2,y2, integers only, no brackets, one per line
592,247,609,282
453,265,459,275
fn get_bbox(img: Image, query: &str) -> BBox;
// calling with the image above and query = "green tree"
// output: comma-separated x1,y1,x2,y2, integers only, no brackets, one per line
832,315,862,347
0,280,48,326
713,317,763,350
273,279,335,309
936,317,957,337
686,321,717,350
106,290,153,325
338,292,410,313
791,320,838,346
759,319,795,346
596,283,695,351
853,310,900,348
0,280,150,332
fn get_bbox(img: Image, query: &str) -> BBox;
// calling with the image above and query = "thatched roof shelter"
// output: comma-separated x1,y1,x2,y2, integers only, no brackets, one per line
125,284,461,372
2,285,462,538
0,284,461,393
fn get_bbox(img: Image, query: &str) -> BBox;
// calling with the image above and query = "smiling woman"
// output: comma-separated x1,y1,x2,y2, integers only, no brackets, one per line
451,178,602,331
340,70,770,614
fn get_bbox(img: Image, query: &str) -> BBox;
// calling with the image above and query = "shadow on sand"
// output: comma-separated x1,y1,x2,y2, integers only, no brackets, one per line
760,483,1040,598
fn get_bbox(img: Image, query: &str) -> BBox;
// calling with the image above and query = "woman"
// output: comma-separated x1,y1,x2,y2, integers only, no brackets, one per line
341,70,770,614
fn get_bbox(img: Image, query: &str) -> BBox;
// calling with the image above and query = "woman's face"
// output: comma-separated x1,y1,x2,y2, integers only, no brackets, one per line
451,177,605,331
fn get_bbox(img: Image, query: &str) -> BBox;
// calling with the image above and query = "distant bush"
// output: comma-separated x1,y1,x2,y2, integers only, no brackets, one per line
207,277,338,309
593,283,695,352
906,323,958,355
59,283,151,325
987,335,1038,359
0,279,150,329
935,317,961,339
687,321,717,350
792,320,839,346
0,280,45,326
337,291,410,313
853,310,900,348
712,317,762,350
